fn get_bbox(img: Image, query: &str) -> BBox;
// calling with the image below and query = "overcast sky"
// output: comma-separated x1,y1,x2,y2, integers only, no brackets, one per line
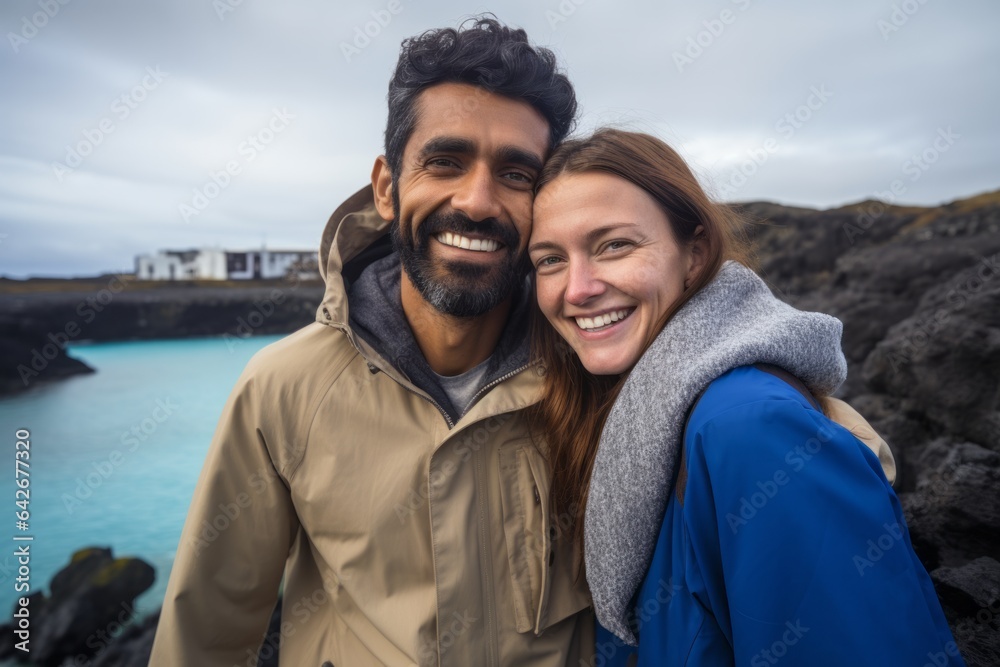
1,0,997,278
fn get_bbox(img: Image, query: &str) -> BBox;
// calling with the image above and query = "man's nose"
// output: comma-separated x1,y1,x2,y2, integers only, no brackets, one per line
565,259,606,306
451,164,503,222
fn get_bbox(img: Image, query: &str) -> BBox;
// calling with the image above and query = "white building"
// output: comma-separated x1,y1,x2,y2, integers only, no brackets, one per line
135,247,317,281
135,248,227,280
226,249,317,280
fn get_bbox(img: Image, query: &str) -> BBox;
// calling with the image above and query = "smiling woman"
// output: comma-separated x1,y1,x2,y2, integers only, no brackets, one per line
531,171,704,376
528,128,965,665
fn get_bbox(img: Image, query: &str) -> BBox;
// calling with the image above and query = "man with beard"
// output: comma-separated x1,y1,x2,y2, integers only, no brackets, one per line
149,17,596,667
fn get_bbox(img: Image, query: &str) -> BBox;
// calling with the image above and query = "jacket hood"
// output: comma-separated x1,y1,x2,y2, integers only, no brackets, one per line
316,184,393,329
585,261,848,644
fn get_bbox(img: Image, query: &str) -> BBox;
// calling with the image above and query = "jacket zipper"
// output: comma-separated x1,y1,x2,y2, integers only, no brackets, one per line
475,440,500,667
463,363,535,417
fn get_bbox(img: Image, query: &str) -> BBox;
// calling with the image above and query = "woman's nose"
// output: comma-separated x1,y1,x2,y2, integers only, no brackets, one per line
564,260,606,306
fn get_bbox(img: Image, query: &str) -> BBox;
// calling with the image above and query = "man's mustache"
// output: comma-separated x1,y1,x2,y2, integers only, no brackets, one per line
417,212,520,250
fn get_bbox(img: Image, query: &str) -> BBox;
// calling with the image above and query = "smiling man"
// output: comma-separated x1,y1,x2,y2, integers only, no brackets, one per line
149,17,594,667
372,81,550,378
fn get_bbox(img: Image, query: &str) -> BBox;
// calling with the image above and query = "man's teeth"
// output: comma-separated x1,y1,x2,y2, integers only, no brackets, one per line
437,232,500,252
575,309,631,331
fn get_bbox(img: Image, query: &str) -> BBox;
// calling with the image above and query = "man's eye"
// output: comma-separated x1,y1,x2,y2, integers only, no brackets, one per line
503,171,534,184
427,157,459,169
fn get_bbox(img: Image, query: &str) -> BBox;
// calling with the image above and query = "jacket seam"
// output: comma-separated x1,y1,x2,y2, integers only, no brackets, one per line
687,392,818,447
284,332,362,482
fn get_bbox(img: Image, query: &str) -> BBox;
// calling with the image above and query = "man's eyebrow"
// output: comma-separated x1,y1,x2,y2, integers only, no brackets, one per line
417,137,475,160
496,145,544,173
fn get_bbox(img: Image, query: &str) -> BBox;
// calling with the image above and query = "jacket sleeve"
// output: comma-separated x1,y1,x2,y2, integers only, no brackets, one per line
148,365,299,666
683,396,964,667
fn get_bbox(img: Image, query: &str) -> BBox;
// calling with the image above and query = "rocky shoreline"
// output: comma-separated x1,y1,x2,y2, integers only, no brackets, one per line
1,190,998,664
0,278,324,396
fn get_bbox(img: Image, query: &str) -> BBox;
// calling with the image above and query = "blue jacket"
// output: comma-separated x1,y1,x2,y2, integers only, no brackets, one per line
594,366,964,667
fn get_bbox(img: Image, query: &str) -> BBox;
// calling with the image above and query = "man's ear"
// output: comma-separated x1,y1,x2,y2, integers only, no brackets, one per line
371,156,395,222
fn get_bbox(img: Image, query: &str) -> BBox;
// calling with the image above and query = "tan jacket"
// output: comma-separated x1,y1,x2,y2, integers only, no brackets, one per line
148,186,594,666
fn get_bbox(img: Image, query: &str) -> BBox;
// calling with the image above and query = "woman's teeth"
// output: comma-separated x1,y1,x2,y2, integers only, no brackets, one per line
575,308,632,331
436,232,500,252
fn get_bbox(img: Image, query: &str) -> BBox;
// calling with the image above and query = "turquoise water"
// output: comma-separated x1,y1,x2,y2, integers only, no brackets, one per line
0,335,284,620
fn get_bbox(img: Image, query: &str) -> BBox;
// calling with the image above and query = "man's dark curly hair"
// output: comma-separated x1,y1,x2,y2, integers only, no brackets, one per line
385,16,577,180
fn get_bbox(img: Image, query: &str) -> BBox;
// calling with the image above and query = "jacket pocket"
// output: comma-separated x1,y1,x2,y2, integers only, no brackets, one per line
498,439,591,634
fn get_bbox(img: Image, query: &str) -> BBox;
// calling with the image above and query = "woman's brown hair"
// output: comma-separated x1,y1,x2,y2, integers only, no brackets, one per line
529,128,752,552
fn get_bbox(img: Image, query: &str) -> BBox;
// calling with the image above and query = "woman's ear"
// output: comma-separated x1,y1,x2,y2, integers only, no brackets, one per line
371,156,395,222
685,225,709,289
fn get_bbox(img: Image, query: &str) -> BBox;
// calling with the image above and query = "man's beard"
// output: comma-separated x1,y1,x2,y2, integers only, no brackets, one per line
390,201,528,318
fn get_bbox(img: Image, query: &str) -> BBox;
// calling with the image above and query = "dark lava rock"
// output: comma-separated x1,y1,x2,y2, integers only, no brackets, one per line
901,441,1000,571
933,557,1000,667
83,609,160,667
0,547,155,667
0,313,94,395
863,261,1000,450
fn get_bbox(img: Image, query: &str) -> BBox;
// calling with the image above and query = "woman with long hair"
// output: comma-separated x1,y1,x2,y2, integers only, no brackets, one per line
528,128,963,665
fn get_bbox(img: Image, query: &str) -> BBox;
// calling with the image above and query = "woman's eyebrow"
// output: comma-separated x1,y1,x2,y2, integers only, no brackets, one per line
528,223,640,254
528,239,562,254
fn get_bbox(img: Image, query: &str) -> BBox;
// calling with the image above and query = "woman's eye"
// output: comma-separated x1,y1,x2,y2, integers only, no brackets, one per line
605,240,632,252
535,256,562,269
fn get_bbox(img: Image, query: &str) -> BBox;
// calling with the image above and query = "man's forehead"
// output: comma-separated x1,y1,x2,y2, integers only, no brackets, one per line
405,82,550,159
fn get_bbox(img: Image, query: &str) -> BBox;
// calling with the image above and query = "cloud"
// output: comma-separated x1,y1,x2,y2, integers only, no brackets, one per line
1,0,998,276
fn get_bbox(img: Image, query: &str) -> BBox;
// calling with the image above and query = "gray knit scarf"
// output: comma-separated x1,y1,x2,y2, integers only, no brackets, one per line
584,261,847,644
